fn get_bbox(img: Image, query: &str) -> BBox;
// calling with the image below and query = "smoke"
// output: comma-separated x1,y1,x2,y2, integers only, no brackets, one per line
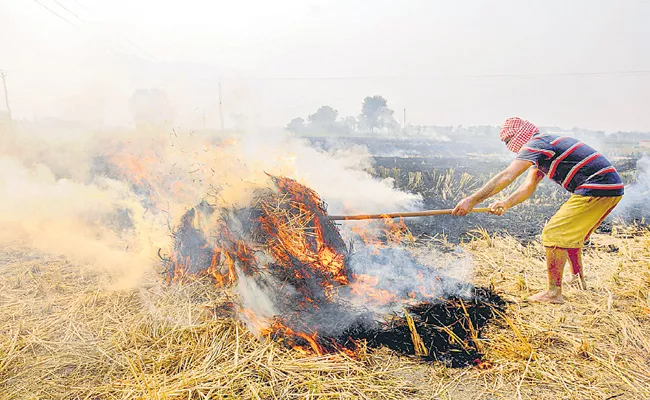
0,154,164,288
0,115,487,353
232,132,422,214
615,156,650,221
236,268,281,334
346,244,474,312
224,214,477,338
0,121,422,290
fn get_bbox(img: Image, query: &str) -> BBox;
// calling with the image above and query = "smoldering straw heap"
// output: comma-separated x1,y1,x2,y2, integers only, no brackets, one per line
164,175,505,367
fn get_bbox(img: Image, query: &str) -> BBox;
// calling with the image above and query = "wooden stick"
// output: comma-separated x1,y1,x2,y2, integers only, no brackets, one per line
327,207,492,221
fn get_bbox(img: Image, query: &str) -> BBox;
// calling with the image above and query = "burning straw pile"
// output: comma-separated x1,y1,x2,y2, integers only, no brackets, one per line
164,175,505,367
1,218,649,398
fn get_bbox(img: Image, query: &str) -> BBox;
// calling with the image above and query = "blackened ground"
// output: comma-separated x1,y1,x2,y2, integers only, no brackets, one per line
306,135,640,243
366,154,638,243
307,136,506,157
272,285,506,368
167,181,508,368
368,287,506,367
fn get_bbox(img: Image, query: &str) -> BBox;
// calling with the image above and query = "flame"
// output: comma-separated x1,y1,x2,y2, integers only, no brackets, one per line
349,274,396,306
350,217,413,250
166,176,426,352
92,132,498,364
162,173,480,360
261,318,324,355
256,177,350,298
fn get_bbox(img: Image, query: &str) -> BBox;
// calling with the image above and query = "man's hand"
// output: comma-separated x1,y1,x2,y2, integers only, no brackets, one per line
489,200,509,216
452,197,476,216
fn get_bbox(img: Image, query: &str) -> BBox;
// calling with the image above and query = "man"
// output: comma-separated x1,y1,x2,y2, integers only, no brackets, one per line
452,117,624,304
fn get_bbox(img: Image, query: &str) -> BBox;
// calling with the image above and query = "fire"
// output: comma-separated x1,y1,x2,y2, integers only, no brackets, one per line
93,133,503,366
255,176,351,297
262,321,325,355
162,174,504,367
350,216,414,250
348,274,396,306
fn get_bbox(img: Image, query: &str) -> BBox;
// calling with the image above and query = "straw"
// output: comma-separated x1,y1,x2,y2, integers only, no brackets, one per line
1,224,649,399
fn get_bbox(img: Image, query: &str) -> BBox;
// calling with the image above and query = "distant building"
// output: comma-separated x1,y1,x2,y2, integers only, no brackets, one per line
640,140,650,149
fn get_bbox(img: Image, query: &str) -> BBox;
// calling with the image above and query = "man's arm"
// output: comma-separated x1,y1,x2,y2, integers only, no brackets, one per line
452,159,533,216
488,167,545,215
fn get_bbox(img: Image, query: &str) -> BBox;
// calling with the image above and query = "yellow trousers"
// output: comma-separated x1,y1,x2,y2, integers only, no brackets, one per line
541,195,622,249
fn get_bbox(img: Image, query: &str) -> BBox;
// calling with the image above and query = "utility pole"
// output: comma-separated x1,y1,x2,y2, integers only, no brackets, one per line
218,82,224,130
1,70,12,121
403,108,406,129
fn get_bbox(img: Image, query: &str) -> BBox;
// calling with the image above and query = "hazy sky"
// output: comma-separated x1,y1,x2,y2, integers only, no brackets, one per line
1,0,649,131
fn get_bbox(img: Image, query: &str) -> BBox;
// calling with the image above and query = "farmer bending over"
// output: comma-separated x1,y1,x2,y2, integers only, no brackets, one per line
452,117,624,304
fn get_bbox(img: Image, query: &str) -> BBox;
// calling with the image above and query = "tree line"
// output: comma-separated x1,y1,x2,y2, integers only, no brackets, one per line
286,95,399,135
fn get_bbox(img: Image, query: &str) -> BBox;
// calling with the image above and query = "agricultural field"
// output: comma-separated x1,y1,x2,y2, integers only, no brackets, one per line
1,134,649,400
1,225,648,399
312,136,643,242
4,1,650,398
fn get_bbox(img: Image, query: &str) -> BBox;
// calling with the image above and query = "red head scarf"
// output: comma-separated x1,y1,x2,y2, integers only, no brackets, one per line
500,117,539,153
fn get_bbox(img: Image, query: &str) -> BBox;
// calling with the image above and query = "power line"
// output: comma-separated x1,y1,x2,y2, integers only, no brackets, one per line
63,0,159,63
51,0,81,20
464,70,650,79
122,38,159,63
32,0,78,27
240,69,650,81
69,0,87,9
30,0,158,63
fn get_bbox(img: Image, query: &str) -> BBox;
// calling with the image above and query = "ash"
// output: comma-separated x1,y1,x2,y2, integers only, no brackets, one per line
164,176,505,367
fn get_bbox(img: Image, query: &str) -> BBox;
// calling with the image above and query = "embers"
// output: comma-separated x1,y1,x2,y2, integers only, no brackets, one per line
164,175,506,367
258,286,505,368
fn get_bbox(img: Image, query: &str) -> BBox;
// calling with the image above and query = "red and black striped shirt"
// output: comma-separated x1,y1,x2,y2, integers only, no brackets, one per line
515,133,624,197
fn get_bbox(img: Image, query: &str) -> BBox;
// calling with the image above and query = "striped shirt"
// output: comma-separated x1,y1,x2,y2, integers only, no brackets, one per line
516,134,624,197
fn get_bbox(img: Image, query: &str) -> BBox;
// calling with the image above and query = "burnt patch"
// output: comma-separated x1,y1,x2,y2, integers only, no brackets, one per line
165,176,506,367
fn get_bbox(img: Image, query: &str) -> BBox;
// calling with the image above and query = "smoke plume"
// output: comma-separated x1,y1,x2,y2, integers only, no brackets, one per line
0,123,423,290
615,155,650,222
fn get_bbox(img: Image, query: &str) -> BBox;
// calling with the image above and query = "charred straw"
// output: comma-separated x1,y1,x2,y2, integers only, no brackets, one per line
164,175,506,367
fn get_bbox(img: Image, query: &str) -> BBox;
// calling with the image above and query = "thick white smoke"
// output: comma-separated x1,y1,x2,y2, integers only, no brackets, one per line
0,122,424,291
615,156,650,221
0,153,168,288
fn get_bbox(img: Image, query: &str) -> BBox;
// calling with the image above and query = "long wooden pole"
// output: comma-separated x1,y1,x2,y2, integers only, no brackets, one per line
327,207,491,221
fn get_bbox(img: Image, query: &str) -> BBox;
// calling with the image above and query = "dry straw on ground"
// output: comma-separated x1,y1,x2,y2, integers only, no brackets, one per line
1,227,649,399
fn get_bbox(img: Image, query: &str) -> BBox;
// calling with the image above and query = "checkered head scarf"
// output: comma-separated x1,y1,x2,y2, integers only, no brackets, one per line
500,117,539,153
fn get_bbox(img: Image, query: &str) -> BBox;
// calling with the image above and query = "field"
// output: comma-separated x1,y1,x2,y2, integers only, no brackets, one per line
1,135,649,399
2,228,649,399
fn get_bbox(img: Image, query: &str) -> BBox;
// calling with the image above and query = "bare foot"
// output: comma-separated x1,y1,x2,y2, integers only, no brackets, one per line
528,291,564,304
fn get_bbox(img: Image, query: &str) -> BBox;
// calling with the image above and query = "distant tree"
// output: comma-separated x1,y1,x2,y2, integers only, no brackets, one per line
286,117,306,133
307,106,344,134
341,116,358,133
287,106,357,135
359,95,397,133
308,106,338,125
